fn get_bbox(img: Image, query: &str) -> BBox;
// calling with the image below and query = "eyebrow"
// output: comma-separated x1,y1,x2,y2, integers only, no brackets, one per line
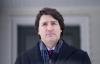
42,20,58,23
48,20,58,23
51,20,57,22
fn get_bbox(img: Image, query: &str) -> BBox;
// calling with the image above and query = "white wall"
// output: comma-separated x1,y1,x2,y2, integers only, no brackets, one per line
1,0,100,8
89,15,100,64
0,16,12,64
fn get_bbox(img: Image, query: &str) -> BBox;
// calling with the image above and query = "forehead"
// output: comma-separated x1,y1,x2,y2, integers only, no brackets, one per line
39,15,58,23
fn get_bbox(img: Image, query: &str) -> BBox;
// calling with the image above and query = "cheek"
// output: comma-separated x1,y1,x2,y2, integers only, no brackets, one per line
38,28,45,36
56,27,62,33
57,30,62,35
57,29,62,36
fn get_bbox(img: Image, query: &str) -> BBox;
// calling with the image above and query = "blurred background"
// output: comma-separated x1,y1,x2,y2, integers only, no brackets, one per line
0,0,100,64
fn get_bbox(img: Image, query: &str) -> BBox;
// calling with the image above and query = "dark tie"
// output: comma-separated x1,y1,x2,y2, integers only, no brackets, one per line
48,50,55,64
48,50,54,57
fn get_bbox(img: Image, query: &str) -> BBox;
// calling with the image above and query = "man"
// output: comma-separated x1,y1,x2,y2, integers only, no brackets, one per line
15,7,91,64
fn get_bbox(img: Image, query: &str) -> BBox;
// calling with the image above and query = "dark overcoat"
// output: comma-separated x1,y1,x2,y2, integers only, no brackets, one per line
15,41,91,64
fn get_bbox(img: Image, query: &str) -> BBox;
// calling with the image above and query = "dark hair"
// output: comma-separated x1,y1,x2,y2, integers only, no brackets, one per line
35,7,64,37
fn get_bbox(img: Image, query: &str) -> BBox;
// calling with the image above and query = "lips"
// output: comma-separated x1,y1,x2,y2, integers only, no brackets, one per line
46,33,55,37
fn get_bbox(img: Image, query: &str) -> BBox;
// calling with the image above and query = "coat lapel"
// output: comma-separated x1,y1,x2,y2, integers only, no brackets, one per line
56,42,76,63
28,42,43,64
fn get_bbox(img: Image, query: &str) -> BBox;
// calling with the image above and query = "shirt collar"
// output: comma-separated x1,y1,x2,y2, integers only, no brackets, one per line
47,47,55,51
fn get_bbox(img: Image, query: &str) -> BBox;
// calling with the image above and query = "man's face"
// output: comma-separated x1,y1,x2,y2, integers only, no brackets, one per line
38,15,62,45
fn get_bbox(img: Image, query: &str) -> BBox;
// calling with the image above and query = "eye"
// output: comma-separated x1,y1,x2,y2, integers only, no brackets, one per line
42,22,47,26
51,22,57,25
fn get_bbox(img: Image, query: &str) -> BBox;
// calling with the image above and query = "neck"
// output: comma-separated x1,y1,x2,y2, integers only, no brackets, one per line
46,42,56,49
42,40,58,49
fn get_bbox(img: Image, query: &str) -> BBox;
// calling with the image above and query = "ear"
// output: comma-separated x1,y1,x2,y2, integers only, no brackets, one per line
37,32,41,39
60,29,62,32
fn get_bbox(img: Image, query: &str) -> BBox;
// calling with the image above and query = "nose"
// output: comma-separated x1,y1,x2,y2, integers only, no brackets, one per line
47,24,53,31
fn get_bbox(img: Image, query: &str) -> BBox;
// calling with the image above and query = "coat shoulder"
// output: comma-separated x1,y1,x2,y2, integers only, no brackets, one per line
61,41,91,64
15,43,42,64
